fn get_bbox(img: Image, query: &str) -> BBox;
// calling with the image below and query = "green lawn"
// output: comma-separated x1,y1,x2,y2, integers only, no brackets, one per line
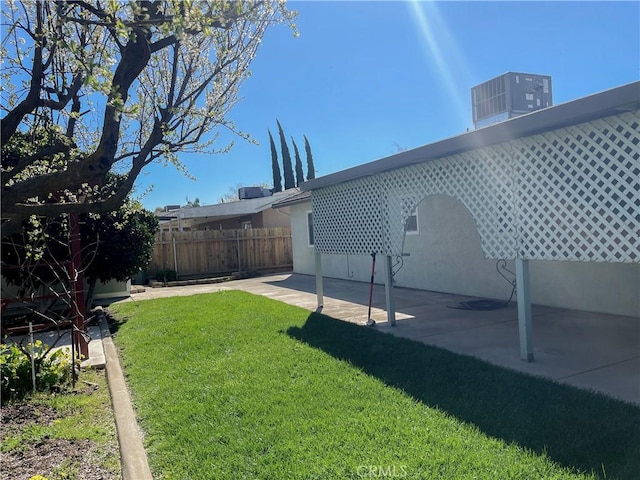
110,291,639,480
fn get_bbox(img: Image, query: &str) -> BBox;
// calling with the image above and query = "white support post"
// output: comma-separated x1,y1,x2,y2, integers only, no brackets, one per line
515,257,534,362
384,255,396,326
314,249,324,311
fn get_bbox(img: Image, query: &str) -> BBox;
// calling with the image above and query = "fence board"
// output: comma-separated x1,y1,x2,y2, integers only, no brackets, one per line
147,227,292,278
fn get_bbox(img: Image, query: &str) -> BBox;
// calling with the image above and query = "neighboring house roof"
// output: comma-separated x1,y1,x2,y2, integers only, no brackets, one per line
271,190,311,208
301,81,640,191
159,189,301,228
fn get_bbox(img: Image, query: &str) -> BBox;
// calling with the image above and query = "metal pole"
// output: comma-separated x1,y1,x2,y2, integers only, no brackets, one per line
237,230,242,273
314,249,323,310
384,255,396,326
71,321,76,387
28,321,36,392
161,232,166,272
515,257,534,362
172,236,178,276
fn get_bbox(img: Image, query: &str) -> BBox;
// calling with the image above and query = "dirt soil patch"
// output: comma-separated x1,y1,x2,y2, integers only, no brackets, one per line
1,382,120,480
1,402,58,437
1,437,114,480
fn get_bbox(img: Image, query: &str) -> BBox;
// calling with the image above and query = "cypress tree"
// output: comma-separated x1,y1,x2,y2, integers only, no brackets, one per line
292,137,304,187
304,134,316,180
277,119,295,189
269,129,282,192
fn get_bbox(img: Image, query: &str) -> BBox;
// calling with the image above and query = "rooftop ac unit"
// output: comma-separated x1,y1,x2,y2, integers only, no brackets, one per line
238,186,271,199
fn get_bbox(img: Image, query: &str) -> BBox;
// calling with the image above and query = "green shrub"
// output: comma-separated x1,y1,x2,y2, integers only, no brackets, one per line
0,340,74,404
154,269,177,282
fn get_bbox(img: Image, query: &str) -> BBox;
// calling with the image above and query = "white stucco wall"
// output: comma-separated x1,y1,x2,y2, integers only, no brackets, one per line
93,279,131,299
291,197,639,317
262,205,292,228
397,195,514,300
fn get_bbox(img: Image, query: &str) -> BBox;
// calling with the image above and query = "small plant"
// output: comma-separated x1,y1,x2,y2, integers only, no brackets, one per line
154,269,177,282
0,340,75,404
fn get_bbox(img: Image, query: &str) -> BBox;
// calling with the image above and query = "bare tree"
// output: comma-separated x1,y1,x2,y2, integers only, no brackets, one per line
1,1,295,236
185,196,201,208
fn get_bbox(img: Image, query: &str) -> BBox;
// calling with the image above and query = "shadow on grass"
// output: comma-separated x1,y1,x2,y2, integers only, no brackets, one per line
103,307,128,335
287,313,640,480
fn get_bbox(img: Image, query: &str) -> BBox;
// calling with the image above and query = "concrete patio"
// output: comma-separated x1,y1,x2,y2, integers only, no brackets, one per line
5,323,106,370
125,273,640,405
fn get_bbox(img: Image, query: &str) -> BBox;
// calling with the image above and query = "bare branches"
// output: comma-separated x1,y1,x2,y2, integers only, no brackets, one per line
1,0,294,236
0,2,45,146
38,73,84,110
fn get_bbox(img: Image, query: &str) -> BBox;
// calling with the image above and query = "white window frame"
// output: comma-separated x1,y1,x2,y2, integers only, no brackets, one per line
306,210,314,247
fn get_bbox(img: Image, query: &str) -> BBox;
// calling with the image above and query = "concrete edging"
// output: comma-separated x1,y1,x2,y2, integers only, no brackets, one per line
99,315,153,480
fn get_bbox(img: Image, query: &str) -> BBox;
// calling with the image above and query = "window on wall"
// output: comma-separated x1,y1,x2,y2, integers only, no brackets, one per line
307,211,314,246
241,221,252,230
401,198,419,235
405,209,418,235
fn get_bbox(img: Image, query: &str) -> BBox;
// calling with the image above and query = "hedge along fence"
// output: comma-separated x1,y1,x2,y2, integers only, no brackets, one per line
148,227,293,279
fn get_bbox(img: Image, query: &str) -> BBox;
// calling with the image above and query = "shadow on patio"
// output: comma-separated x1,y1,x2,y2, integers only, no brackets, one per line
287,313,640,480
260,274,639,405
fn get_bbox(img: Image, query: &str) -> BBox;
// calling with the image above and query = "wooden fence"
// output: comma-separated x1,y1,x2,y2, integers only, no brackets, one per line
147,227,292,278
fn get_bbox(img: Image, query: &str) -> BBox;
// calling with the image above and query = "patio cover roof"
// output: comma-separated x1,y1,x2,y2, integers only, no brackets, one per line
301,81,640,192
300,81,640,363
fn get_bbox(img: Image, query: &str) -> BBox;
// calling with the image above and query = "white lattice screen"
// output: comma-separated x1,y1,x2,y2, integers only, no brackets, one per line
312,110,640,263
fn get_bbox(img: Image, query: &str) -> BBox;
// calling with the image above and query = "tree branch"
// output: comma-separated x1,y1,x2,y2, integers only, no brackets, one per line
38,73,84,111
1,2,45,146
2,142,73,186
1,0,289,236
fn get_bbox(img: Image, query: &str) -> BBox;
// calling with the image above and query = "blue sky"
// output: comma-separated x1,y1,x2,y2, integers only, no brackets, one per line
136,1,640,210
